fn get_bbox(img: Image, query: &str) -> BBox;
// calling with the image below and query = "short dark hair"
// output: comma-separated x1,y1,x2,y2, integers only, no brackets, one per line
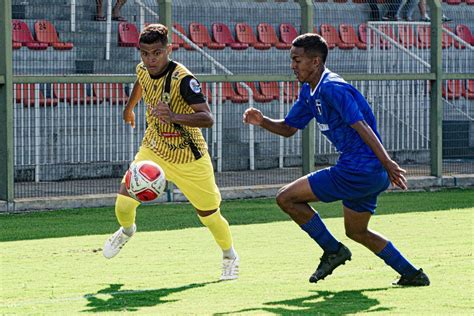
292,33,328,64
139,23,168,45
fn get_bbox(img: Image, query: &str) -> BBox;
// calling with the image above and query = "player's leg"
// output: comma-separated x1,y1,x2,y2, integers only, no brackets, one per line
343,205,429,286
167,153,238,280
276,170,351,283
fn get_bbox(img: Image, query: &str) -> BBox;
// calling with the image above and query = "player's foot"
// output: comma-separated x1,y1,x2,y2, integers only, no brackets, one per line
220,256,239,281
392,268,430,286
103,224,136,259
309,243,352,284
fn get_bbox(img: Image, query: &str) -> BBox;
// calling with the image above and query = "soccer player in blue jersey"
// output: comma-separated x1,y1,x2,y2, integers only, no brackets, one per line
243,33,429,286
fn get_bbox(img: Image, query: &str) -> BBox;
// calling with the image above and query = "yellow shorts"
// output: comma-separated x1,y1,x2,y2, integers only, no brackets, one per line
123,146,221,211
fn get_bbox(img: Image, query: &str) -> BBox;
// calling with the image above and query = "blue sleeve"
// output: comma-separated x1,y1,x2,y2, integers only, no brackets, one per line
284,96,314,129
320,83,364,126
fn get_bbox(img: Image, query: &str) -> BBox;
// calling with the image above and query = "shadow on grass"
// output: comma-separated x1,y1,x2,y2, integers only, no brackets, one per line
82,281,218,313
215,287,392,315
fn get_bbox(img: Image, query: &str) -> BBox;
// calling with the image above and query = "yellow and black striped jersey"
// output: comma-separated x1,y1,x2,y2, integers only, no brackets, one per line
136,60,208,164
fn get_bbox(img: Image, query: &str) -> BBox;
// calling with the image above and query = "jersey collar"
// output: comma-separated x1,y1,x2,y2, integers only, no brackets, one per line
310,67,330,96
149,60,176,79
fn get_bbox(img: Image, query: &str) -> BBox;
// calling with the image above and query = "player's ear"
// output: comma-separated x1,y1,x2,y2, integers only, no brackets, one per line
166,43,172,54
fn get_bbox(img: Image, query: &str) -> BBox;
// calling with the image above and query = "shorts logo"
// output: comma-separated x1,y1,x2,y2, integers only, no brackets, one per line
317,123,329,131
189,78,201,94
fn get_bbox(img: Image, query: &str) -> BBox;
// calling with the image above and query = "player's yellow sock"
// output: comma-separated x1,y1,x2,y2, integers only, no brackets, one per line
198,209,233,251
115,194,140,229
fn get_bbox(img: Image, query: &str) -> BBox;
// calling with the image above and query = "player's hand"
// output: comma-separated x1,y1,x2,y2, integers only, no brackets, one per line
243,107,264,126
123,108,136,128
150,101,174,124
384,159,408,190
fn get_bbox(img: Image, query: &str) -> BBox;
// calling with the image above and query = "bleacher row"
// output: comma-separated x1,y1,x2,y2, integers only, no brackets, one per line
13,79,474,107
117,21,474,50
12,20,73,50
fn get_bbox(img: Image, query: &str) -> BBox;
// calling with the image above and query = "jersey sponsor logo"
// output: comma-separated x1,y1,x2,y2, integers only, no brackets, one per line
172,71,180,80
160,132,181,138
317,123,329,131
189,78,201,93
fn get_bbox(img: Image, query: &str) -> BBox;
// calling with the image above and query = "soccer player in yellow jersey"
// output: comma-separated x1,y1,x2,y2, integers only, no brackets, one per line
102,24,239,280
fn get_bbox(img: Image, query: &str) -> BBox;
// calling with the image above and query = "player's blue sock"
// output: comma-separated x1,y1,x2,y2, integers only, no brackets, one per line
301,213,340,253
377,241,418,277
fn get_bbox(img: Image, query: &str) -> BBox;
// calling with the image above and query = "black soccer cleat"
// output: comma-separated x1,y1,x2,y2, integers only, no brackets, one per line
309,243,352,284
392,268,430,286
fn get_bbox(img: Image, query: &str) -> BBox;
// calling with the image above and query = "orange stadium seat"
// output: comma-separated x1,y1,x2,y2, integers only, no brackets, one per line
93,83,128,104
257,23,291,49
462,80,474,99
339,24,366,49
279,23,298,46
34,20,74,50
118,22,139,47
259,82,280,100
212,22,249,50
320,23,355,49
189,22,225,50
235,23,271,50
53,83,98,105
398,25,415,48
236,82,273,103
172,23,193,50
221,82,248,103
15,84,58,107
454,24,474,49
12,20,48,50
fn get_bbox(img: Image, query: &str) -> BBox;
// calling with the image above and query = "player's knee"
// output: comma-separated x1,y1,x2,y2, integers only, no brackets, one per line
345,229,366,243
276,186,293,211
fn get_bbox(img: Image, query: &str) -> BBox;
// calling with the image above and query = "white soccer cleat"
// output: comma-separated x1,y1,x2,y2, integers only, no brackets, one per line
220,256,240,281
103,224,136,259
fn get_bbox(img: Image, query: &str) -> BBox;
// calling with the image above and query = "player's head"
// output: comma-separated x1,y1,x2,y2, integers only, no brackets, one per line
139,24,171,76
290,33,328,84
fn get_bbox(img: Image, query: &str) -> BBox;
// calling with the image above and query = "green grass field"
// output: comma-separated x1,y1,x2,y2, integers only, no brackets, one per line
1,189,473,315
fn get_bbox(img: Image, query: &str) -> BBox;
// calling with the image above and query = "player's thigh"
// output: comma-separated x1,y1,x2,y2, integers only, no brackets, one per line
166,153,221,211
279,176,319,203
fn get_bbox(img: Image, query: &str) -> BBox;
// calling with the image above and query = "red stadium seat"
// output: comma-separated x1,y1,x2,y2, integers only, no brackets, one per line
118,22,139,47
189,22,225,50
172,23,194,50
236,82,273,103
93,83,128,104
339,24,366,49
454,24,474,49
279,23,298,46
221,82,248,103
15,84,58,107
257,23,291,49
358,23,374,49
398,25,415,48
442,80,462,99
200,82,213,103
320,23,354,49
212,22,248,50
12,20,48,50
417,25,431,49
446,0,461,4
282,81,299,102
235,23,271,50
466,0,474,5
12,41,21,49
442,26,454,49
462,80,474,99
378,25,395,49
53,83,98,105
259,82,280,100
34,20,74,50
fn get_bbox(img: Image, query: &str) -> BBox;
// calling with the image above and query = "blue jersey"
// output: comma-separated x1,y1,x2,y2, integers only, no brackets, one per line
285,69,384,173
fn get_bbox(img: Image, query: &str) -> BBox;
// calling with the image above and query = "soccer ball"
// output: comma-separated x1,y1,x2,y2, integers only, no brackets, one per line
125,160,166,203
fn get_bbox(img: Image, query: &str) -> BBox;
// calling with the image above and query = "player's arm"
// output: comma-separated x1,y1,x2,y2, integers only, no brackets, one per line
243,107,297,137
351,120,408,190
123,79,143,128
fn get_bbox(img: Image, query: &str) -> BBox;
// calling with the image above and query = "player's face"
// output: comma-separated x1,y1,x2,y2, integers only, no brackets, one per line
139,41,171,76
290,46,320,84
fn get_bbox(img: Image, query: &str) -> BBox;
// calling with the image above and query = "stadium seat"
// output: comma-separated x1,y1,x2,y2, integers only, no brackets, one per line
93,83,128,104
417,25,431,49
358,23,374,49
235,23,271,50
279,23,298,46
282,81,299,102
259,82,280,100
454,24,474,49
466,0,474,5
442,26,454,49
398,25,415,48
15,84,58,107
257,23,291,49
446,0,461,4
34,20,74,50
200,82,213,103
442,80,462,99
12,20,48,50
53,83,98,105
462,80,474,99
212,22,248,50
12,41,21,49
320,23,354,49
221,82,248,103
339,24,366,49
172,23,194,50
378,25,395,49
189,22,225,50
118,22,139,47
236,82,273,103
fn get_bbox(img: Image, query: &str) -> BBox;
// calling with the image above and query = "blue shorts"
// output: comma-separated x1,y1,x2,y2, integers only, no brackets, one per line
308,166,390,214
